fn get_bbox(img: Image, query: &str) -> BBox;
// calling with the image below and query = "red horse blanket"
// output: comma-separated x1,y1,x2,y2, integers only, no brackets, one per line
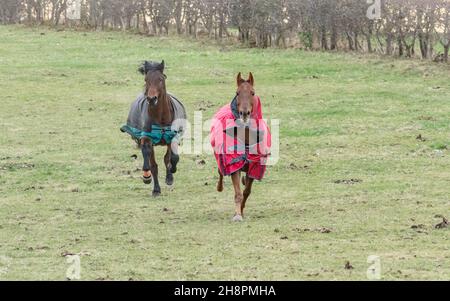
210,96,271,180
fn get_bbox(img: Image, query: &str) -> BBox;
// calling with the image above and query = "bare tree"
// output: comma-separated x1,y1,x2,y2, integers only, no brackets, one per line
1,0,450,63
437,0,450,62
0,0,23,24
416,0,439,59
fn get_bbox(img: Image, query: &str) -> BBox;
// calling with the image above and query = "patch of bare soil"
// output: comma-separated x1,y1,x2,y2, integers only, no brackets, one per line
411,224,428,234
101,79,130,86
334,179,362,185
411,224,426,230
294,227,332,234
418,115,436,121
287,163,310,171
435,217,449,229
196,100,215,111
0,162,35,171
317,227,332,234
196,159,206,165
416,134,427,142
344,261,354,270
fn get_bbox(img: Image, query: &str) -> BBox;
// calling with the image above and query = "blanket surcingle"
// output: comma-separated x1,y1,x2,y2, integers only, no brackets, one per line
210,96,271,181
120,93,186,145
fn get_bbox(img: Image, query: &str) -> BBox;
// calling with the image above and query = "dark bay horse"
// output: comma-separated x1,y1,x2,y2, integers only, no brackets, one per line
121,60,186,197
211,73,271,221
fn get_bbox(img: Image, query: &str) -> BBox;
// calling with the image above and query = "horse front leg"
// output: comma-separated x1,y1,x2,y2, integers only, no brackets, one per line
164,145,174,186
231,171,243,222
149,145,161,197
241,175,254,218
142,138,160,197
140,138,152,185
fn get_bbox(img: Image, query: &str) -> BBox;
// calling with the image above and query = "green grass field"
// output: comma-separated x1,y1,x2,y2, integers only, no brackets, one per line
0,25,449,280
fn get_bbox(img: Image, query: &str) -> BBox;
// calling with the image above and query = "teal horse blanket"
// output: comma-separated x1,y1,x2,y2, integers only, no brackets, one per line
120,93,186,145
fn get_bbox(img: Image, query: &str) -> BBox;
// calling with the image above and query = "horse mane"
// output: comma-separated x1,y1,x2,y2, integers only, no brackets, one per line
138,60,165,75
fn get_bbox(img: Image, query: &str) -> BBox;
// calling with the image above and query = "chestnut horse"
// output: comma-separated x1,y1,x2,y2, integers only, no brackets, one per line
214,72,266,222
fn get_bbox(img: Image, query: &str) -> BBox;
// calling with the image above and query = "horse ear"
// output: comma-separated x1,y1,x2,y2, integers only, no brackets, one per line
138,61,148,75
237,72,244,86
248,72,254,86
160,60,165,72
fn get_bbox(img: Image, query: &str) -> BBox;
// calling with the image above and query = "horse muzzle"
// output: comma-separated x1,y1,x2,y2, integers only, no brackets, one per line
147,96,159,106
239,111,251,125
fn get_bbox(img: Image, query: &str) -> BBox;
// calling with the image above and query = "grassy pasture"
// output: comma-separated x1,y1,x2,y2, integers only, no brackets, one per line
0,25,449,280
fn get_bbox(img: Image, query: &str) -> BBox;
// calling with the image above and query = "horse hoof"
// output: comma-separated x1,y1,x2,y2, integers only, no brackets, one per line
142,176,152,185
232,215,243,222
152,191,161,197
166,175,174,186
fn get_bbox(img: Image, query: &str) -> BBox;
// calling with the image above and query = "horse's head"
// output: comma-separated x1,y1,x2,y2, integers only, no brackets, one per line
139,60,166,107
236,72,255,124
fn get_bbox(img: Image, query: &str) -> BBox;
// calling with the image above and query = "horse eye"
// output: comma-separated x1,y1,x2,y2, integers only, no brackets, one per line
236,92,239,96
251,92,255,96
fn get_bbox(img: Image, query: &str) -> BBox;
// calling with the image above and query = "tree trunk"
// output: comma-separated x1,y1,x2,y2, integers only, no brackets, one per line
346,32,354,51
218,11,224,40
0,7,4,24
90,0,97,28
398,37,404,57
444,45,449,63
126,17,131,30
136,13,139,30
386,33,393,55
174,0,182,34
354,32,360,51
419,34,428,59
330,26,338,50
365,24,373,53
321,27,328,50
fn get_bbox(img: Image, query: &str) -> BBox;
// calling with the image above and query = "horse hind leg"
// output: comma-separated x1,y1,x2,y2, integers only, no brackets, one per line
241,164,250,186
217,169,224,192
241,175,247,186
